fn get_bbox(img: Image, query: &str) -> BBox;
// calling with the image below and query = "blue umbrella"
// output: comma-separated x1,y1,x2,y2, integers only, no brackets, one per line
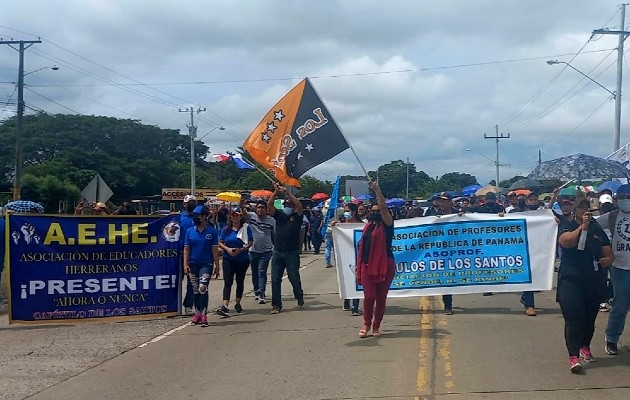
355,193,373,201
597,180,623,194
3,200,44,213
386,198,406,208
462,184,483,196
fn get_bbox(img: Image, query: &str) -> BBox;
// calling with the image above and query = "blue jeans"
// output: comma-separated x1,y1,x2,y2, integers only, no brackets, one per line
606,267,630,343
189,263,212,314
271,249,303,308
250,251,272,296
325,235,334,266
521,291,535,308
343,299,360,313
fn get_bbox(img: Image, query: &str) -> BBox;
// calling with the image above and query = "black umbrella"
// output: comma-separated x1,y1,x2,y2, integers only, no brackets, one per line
508,178,543,191
528,153,630,181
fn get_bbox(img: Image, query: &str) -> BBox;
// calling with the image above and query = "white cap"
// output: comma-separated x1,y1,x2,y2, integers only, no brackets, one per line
183,195,197,203
599,194,614,204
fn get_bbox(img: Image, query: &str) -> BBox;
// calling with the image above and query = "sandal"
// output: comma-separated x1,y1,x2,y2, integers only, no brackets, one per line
373,327,382,337
358,325,370,338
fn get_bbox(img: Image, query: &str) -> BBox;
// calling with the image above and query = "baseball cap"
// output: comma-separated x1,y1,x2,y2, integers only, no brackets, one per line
599,194,614,204
192,205,209,215
231,206,243,214
437,192,452,200
93,202,107,209
183,195,197,203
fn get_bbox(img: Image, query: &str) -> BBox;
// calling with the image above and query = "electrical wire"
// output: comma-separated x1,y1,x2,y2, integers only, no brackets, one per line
24,86,80,114
0,86,17,120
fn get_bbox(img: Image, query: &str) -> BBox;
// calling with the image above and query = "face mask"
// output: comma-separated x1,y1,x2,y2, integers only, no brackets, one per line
517,200,526,209
343,211,352,219
283,207,293,216
544,202,550,208
368,212,382,222
186,204,196,213
193,216,203,225
618,199,630,212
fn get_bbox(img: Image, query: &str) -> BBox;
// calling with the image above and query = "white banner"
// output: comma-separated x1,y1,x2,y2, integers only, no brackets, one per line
333,210,557,299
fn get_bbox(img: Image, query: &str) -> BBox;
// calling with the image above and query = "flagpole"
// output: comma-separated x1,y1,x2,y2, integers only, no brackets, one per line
240,154,277,184
306,77,372,182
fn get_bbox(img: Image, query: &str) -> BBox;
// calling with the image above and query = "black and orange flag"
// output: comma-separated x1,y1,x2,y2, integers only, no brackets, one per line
242,78,349,187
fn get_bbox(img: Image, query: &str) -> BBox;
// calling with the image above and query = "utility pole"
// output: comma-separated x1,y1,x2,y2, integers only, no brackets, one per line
484,125,510,187
1,38,42,200
593,3,630,151
179,106,206,195
405,157,410,199
538,149,542,166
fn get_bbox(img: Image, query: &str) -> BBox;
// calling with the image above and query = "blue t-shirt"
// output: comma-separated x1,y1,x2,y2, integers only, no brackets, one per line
184,225,219,264
0,217,5,272
220,226,253,262
179,211,195,249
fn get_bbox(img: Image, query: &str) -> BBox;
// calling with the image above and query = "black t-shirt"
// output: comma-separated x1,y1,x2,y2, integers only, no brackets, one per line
475,203,505,214
273,211,303,251
558,218,610,278
361,222,395,262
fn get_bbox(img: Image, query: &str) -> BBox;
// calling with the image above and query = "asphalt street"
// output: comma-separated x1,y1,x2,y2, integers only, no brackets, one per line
2,252,630,400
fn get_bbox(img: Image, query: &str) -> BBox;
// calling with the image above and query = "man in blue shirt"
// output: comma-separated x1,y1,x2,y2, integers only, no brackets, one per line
183,205,220,327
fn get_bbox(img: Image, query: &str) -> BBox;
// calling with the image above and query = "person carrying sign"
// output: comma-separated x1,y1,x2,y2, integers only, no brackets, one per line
356,181,395,338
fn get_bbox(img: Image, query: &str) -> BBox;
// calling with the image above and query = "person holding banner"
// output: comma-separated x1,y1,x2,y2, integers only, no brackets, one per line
356,181,395,338
180,195,198,315
183,205,220,327
339,203,363,316
0,210,5,292
557,198,613,373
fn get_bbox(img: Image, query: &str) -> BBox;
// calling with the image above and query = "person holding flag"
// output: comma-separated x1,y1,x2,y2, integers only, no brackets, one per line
267,183,305,314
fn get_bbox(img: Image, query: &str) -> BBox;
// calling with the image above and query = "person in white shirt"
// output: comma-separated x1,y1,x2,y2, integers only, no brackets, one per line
596,184,630,356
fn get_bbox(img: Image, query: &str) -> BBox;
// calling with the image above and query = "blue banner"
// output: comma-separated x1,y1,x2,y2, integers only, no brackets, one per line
333,211,558,298
8,214,181,323
352,219,531,290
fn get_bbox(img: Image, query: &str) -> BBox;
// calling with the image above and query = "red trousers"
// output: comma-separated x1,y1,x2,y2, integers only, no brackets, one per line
361,258,395,329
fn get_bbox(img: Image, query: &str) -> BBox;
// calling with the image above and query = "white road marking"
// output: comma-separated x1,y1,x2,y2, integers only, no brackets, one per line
137,256,316,348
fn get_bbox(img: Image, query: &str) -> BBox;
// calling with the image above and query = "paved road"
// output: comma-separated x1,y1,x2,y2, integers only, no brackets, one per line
3,253,630,399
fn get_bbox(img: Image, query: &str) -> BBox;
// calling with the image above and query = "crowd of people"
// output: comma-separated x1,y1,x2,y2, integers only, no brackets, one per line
3,179,630,375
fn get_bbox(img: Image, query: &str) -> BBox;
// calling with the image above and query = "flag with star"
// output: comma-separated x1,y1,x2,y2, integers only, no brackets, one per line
242,78,349,187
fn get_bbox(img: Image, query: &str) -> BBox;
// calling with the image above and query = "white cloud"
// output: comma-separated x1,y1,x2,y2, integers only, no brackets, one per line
1,0,627,186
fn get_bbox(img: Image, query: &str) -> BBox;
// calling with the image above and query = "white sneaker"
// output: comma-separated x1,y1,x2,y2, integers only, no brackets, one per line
183,307,194,316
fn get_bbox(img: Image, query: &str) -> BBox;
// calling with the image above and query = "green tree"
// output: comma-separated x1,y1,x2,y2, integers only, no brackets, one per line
21,174,81,213
298,175,332,198
435,172,478,192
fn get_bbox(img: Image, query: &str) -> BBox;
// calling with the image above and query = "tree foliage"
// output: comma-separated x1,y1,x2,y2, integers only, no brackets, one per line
0,113,535,204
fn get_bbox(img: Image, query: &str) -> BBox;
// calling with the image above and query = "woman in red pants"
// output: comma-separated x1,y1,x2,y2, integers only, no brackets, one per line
356,181,395,338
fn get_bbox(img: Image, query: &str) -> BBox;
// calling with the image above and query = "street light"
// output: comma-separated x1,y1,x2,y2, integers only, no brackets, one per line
464,148,510,186
546,59,619,151
190,126,225,195
14,65,59,200
546,60,615,98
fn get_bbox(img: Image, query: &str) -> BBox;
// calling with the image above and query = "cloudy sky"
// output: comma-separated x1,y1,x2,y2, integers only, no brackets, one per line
0,0,627,185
